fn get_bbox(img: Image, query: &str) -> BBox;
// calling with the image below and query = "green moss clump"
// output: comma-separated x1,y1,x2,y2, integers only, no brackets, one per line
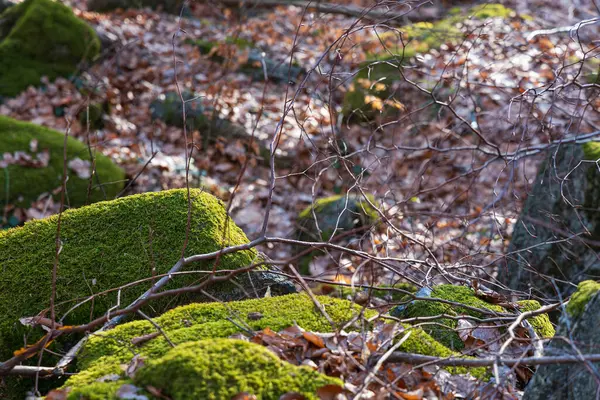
0,116,124,208
0,189,260,362
582,141,600,161
468,4,513,19
517,300,555,338
0,0,100,97
566,280,600,319
400,285,505,350
398,285,554,350
67,293,487,398
66,340,341,400
135,339,340,400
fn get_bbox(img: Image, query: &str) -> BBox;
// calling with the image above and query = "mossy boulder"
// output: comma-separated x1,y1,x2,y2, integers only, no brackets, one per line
294,194,379,273
392,284,555,351
0,0,100,97
53,293,486,399
296,194,379,242
524,280,600,400
342,4,514,123
0,116,124,211
501,143,600,298
0,189,295,365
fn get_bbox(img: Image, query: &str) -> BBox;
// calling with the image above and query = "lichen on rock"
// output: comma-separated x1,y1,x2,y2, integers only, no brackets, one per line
0,116,124,209
0,0,100,97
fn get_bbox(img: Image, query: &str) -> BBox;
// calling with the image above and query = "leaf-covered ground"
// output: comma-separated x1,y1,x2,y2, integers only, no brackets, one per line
1,0,598,286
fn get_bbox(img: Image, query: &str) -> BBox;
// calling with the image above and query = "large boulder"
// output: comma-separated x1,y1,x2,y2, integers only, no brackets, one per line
0,189,294,366
0,0,100,97
0,116,124,212
524,280,600,399
51,293,485,399
500,143,600,298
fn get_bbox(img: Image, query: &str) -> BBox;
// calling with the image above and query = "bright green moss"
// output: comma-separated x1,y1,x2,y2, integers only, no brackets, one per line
583,141,600,161
517,300,555,338
68,340,341,400
0,116,124,208
468,4,513,19
77,294,368,369
0,189,258,362
66,293,487,398
566,280,600,319
0,0,100,97
137,339,340,400
401,285,505,350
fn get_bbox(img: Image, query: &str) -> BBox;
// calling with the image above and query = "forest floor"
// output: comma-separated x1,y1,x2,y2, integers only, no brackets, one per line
1,0,598,287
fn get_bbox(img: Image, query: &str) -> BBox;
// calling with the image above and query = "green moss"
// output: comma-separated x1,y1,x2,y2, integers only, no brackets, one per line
468,4,513,19
401,285,505,350
66,293,487,398
582,141,600,161
0,0,100,97
566,280,600,319
77,294,367,369
399,285,555,350
0,116,124,209
66,340,340,400
136,339,340,400
0,189,259,363
517,300,555,338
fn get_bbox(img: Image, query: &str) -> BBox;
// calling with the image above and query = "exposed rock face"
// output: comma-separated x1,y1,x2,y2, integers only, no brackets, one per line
524,280,600,400
0,0,100,97
500,143,600,298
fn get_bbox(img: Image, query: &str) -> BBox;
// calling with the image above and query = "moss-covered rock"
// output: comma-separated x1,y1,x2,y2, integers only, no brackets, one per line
296,194,379,242
392,285,555,350
187,37,305,84
0,0,100,97
524,280,600,400
0,116,124,210
53,293,487,399
0,189,295,365
294,194,379,273
501,143,600,298
342,4,514,123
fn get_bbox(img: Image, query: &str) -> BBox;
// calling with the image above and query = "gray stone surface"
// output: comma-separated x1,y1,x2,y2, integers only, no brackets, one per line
524,284,600,399
500,144,600,298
